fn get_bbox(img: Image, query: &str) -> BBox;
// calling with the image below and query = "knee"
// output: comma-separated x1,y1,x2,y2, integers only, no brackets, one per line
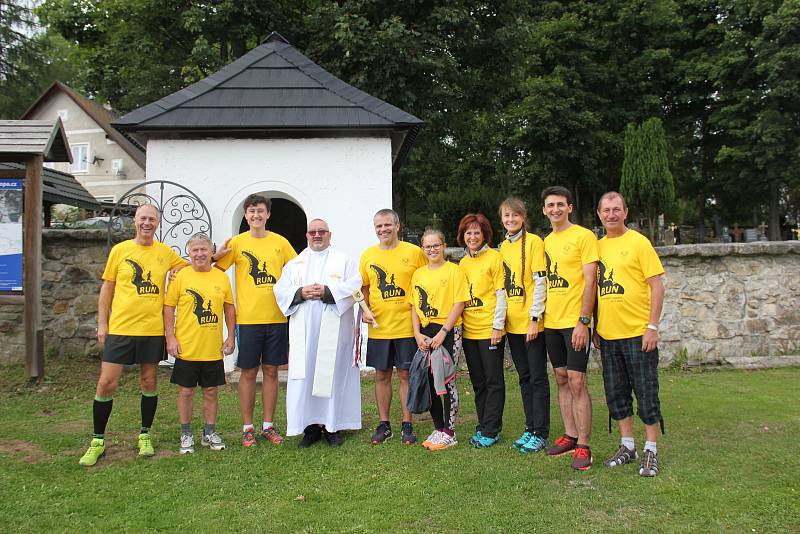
554,369,569,386
178,387,195,400
202,387,218,400
567,373,586,393
261,366,278,379
240,367,258,380
96,376,119,396
140,376,157,392
374,370,391,385
396,369,409,384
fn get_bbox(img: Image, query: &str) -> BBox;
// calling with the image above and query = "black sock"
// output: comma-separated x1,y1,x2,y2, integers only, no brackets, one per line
140,392,158,432
93,396,113,438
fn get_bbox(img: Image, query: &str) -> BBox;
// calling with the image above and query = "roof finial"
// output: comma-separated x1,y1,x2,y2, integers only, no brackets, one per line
262,31,289,45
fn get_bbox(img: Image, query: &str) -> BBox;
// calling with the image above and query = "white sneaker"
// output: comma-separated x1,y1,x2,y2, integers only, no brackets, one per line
428,433,458,451
201,431,226,451
422,431,443,449
180,433,194,454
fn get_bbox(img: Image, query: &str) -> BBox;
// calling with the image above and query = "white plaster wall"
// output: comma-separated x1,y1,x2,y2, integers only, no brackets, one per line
147,136,393,371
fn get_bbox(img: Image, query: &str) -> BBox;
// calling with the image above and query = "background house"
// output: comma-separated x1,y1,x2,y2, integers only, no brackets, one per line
21,81,146,205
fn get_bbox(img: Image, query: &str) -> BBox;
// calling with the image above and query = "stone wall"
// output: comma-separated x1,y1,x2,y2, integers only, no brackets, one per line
1,234,798,366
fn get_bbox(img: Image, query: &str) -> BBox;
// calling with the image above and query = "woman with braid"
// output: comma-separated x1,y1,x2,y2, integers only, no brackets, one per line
498,198,550,453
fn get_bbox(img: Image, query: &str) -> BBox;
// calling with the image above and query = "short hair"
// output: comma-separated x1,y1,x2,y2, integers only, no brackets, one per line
597,191,628,210
187,232,213,248
421,228,445,246
307,218,329,230
541,186,574,206
456,213,493,247
243,194,271,211
373,208,399,225
498,197,527,221
135,203,160,219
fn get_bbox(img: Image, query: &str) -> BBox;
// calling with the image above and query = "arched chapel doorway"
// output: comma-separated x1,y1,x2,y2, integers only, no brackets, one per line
238,196,307,253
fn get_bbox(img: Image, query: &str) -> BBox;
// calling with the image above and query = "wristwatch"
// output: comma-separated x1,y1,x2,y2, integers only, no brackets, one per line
530,316,539,322
578,315,591,326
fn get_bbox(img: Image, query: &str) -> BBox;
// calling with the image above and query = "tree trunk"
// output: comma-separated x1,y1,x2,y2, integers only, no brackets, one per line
769,181,781,240
696,191,705,244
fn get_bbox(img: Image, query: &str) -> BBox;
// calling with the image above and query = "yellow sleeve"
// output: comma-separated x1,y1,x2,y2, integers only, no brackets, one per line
102,245,120,282
579,230,599,264
492,254,505,291
530,236,546,273
283,239,298,263
407,268,420,307
639,238,665,279
413,246,427,269
453,266,470,303
164,271,181,306
215,237,236,271
169,248,189,269
359,253,370,286
223,275,234,305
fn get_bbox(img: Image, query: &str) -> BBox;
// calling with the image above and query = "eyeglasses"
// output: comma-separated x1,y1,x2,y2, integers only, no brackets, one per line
307,229,330,236
422,244,443,251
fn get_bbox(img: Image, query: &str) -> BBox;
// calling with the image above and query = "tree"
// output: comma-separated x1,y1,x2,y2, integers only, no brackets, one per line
620,117,675,242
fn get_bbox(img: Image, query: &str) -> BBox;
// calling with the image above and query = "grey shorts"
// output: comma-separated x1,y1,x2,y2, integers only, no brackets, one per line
102,335,166,365
599,336,661,425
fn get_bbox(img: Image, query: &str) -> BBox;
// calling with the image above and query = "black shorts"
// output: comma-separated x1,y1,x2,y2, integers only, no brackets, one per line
170,358,226,388
236,323,289,369
102,335,166,365
366,337,417,371
544,328,590,373
599,336,661,425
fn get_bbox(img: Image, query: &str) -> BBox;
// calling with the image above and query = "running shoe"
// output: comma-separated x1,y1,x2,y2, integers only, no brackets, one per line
260,427,285,445
242,428,257,448
513,431,533,449
422,430,443,449
370,422,393,444
201,432,225,451
469,430,482,446
639,449,660,477
78,438,105,466
546,434,577,456
428,433,458,451
179,433,194,454
571,445,593,471
473,433,499,448
138,433,155,458
519,434,547,454
605,444,638,467
401,422,416,445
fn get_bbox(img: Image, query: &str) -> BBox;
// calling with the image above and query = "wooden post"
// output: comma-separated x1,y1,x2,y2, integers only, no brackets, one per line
24,155,44,379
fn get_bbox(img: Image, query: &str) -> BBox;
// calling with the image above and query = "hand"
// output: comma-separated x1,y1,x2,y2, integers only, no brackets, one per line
168,265,185,281
429,330,447,350
96,324,108,345
572,322,589,351
414,333,430,352
592,330,601,350
642,329,659,352
301,283,324,300
490,329,503,346
223,336,235,356
167,336,181,357
360,307,379,328
212,238,232,261
526,320,539,342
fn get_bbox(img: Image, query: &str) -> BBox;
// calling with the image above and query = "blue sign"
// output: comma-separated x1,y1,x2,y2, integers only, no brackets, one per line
0,179,23,292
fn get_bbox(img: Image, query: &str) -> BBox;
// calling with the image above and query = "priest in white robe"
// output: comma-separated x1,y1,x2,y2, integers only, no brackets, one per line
274,218,362,447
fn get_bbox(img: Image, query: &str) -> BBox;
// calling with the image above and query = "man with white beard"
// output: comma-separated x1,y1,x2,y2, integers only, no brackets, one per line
274,219,362,447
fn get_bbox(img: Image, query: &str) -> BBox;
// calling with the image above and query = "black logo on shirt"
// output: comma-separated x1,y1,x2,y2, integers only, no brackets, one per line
243,250,276,285
598,261,625,296
503,262,524,297
465,284,483,308
415,286,439,317
370,264,405,299
545,252,569,289
125,259,159,295
187,289,219,325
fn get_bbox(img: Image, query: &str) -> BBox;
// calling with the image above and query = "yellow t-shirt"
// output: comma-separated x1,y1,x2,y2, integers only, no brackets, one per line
459,249,505,339
359,241,427,339
165,267,234,361
498,232,547,334
409,261,470,327
102,240,187,336
543,224,599,329
215,231,297,324
596,230,664,340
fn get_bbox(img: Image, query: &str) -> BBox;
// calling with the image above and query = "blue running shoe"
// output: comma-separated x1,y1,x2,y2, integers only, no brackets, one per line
473,433,500,448
513,431,533,449
519,434,547,454
469,431,482,446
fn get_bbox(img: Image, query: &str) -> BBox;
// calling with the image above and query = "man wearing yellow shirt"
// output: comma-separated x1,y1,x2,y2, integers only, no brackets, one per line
165,233,236,454
79,204,188,466
593,192,665,477
214,194,297,448
360,209,427,445
541,186,598,471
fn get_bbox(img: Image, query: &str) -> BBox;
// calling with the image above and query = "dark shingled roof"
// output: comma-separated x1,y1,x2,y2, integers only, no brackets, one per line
113,32,424,170
0,162,100,210
0,119,72,163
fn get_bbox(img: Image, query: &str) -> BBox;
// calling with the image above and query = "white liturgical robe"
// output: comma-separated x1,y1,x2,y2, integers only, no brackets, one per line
274,246,362,436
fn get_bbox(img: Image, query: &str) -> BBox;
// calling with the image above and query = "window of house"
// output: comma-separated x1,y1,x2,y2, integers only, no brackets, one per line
70,143,89,173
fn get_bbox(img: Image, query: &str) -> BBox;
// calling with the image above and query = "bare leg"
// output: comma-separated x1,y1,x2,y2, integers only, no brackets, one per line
202,387,218,425
644,422,659,444
96,362,124,397
397,368,412,423
177,387,195,425
568,370,592,444
238,367,259,426
618,416,634,439
261,365,279,424
139,363,158,393
375,369,393,421
554,367,578,437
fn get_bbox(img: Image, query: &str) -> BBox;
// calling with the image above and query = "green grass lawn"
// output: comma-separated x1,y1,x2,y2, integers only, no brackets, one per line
0,357,798,533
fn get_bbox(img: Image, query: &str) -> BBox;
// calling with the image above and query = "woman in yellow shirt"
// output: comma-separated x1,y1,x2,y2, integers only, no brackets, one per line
410,229,470,450
498,197,550,453
457,213,507,448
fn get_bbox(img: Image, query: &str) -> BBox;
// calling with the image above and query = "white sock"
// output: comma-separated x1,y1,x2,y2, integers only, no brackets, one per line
262,422,273,431
243,424,254,432
621,437,635,451
644,441,657,454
